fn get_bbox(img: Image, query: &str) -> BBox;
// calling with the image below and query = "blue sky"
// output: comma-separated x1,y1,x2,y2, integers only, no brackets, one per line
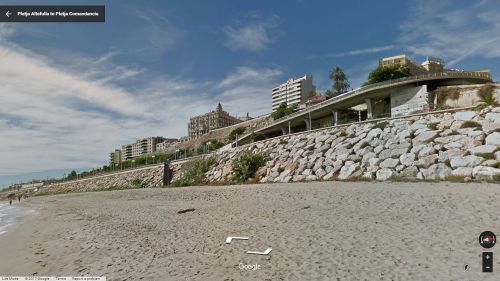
0,0,499,187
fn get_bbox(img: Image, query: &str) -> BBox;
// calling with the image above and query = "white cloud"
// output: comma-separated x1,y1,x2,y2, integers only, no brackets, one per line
399,0,500,66
217,67,283,116
335,45,395,57
223,15,282,52
0,42,282,179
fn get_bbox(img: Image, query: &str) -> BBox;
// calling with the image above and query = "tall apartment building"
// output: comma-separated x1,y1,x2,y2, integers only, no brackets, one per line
272,75,314,112
109,149,122,166
379,55,444,75
188,103,241,140
114,136,165,162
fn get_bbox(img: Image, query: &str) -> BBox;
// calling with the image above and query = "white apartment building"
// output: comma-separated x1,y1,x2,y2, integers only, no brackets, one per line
120,136,165,162
272,75,314,111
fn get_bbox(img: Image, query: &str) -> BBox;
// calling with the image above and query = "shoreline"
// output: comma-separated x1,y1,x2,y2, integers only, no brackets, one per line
0,181,499,280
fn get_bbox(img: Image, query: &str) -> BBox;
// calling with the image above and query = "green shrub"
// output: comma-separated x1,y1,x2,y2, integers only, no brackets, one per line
460,121,481,128
373,121,388,129
427,123,438,130
171,157,215,187
228,127,246,142
250,132,266,142
232,152,266,182
131,178,146,188
477,84,498,106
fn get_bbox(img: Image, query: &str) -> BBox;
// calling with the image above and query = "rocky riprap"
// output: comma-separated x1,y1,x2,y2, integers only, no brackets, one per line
206,107,500,183
40,165,164,194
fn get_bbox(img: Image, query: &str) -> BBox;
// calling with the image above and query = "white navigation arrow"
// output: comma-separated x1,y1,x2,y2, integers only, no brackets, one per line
247,248,272,255
5,11,12,18
225,236,248,244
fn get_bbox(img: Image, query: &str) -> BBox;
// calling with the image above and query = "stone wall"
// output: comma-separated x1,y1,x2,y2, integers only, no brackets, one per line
30,107,500,196
204,107,500,183
435,84,500,108
39,165,166,194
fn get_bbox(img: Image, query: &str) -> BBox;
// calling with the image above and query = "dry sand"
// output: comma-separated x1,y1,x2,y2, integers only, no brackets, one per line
0,181,499,280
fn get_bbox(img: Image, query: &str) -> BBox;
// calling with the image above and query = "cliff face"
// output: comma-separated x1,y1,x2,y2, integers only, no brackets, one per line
204,107,500,183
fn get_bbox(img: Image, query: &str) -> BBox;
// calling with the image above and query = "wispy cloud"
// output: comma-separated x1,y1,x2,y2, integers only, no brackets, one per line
0,38,282,180
307,45,395,60
399,0,500,66
130,9,185,56
223,14,283,52
335,45,395,57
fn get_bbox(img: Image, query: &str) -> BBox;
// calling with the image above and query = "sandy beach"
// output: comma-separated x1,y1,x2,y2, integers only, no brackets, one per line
0,181,499,280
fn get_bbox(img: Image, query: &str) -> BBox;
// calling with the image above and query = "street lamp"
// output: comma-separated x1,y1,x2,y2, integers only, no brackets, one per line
132,159,135,168
152,155,156,164
207,141,211,154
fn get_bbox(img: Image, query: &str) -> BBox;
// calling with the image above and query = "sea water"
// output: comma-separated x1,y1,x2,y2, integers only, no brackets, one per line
0,202,28,235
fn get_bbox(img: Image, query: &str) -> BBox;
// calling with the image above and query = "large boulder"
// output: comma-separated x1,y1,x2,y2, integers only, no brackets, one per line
485,132,500,146
472,166,500,181
451,167,473,178
338,161,360,180
421,163,452,180
469,145,497,158
450,155,484,168
400,153,416,166
376,168,393,180
485,112,500,123
380,158,400,169
454,111,477,121
412,130,440,145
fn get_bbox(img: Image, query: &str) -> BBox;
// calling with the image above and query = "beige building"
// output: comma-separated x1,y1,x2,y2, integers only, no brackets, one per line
379,55,444,75
272,75,315,111
188,103,241,140
155,138,180,153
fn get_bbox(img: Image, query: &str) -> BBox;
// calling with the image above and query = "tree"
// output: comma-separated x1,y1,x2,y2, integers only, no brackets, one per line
366,64,411,85
324,89,335,98
228,127,246,142
272,103,296,120
67,170,77,180
329,66,350,96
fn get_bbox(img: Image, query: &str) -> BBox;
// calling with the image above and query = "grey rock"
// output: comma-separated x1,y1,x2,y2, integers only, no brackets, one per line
376,168,393,180
472,166,500,181
469,145,497,157
400,153,416,166
485,112,500,123
380,158,399,169
412,130,440,145
415,154,438,168
485,132,500,146
421,163,452,180
338,161,360,180
450,155,484,168
454,111,477,121
451,167,473,178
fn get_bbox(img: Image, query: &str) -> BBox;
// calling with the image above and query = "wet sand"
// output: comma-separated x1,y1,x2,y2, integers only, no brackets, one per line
0,181,499,280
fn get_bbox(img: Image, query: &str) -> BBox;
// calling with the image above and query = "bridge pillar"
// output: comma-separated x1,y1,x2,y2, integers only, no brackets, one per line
304,119,311,130
332,110,339,126
365,98,373,119
280,126,289,135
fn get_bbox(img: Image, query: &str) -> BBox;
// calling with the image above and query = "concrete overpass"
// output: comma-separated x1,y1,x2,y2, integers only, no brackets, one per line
238,70,492,144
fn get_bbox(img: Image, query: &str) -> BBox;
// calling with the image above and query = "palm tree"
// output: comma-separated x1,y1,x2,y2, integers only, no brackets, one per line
329,66,350,96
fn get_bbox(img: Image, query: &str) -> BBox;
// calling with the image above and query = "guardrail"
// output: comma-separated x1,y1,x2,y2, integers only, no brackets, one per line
274,71,491,123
